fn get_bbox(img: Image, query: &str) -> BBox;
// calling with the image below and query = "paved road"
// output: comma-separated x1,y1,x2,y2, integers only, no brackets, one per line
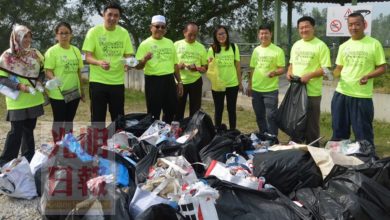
202,75,390,123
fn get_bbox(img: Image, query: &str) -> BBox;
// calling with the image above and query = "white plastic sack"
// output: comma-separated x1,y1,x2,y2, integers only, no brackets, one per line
30,150,48,176
138,120,170,146
205,160,262,190
129,185,173,218
0,157,37,199
0,83,19,100
179,182,219,220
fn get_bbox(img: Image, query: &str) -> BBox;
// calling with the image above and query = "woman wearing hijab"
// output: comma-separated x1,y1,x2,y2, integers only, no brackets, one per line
0,25,44,166
44,22,84,142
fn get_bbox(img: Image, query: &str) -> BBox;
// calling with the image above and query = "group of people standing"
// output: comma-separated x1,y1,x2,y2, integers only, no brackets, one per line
0,1,386,168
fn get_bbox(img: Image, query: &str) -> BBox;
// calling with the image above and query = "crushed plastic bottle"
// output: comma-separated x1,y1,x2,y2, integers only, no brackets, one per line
123,57,139,67
45,78,62,90
322,67,333,81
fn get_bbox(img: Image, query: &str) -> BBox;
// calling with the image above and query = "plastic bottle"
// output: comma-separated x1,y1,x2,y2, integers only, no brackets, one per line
170,121,181,139
322,67,333,81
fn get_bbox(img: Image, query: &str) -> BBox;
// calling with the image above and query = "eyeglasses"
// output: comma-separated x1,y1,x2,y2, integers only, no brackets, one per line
57,32,71,36
153,25,166,30
217,32,226,36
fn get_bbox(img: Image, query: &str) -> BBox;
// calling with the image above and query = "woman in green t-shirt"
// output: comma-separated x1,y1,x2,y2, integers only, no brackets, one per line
44,22,84,142
0,25,44,166
208,25,242,131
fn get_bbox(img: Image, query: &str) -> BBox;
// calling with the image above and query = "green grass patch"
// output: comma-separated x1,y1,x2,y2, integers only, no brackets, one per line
0,88,389,158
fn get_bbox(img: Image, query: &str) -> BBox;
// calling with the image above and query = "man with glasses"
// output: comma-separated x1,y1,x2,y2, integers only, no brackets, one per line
331,12,386,145
287,16,331,146
136,15,183,123
82,2,134,127
174,22,207,120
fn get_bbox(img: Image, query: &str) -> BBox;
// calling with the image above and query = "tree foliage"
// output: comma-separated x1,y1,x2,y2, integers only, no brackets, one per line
79,0,253,47
0,0,91,53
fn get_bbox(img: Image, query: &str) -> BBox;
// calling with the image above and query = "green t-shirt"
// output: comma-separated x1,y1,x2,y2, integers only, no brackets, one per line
82,24,134,85
250,43,285,92
136,37,178,76
336,36,386,98
0,70,44,110
207,44,240,88
44,44,84,100
289,37,331,96
174,39,207,84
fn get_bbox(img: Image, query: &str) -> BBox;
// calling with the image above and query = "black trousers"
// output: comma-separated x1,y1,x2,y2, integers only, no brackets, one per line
0,118,37,166
50,98,80,142
212,86,239,130
145,74,177,124
175,77,202,121
89,82,124,126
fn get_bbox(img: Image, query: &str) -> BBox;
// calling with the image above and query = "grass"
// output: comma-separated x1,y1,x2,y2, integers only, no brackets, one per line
0,88,389,158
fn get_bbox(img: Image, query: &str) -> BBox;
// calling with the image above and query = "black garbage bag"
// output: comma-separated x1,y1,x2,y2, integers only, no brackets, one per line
350,140,378,163
206,177,311,220
135,146,159,184
325,157,390,192
293,169,390,220
107,113,155,138
253,149,323,195
199,135,234,166
275,76,308,142
135,204,185,220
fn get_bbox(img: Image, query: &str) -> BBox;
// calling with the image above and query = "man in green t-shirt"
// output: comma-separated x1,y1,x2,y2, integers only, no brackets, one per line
287,16,331,146
135,15,183,124
82,2,134,127
174,22,207,120
248,24,285,136
332,12,387,145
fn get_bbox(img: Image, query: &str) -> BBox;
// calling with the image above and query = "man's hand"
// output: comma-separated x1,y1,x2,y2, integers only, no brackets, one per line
300,74,311,84
246,85,252,97
178,63,186,70
360,75,369,85
100,60,110,70
268,71,276,78
177,83,184,97
286,73,293,81
143,52,153,63
17,83,29,93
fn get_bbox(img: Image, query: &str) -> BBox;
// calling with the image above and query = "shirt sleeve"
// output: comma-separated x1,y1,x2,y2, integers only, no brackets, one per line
124,32,134,55
234,44,240,61
319,43,331,68
44,48,56,70
82,28,95,52
249,49,257,68
277,47,286,67
374,40,386,66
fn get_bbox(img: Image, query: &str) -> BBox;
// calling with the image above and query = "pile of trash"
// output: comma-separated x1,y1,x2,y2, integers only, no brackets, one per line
0,110,389,219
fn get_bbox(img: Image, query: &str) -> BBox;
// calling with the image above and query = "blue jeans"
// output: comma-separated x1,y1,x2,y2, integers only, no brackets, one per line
252,90,279,135
331,91,374,145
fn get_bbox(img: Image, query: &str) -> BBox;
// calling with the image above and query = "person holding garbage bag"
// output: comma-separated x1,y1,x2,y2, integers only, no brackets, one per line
331,12,387,145
136,15,183,124
247,24,285,136
0,25,45,166
207,25,242,131
286,16,331,146
44,22,85,142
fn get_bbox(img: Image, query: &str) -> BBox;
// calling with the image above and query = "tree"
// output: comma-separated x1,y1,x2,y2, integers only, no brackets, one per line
372,13,390,47
0,0,91,53
79,0,251,47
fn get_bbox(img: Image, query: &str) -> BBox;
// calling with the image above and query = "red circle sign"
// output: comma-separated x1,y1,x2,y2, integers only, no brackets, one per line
330,19,342,32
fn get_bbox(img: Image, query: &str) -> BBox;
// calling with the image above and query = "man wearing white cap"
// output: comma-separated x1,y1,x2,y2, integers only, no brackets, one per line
136,15,183,123
82,2,134,127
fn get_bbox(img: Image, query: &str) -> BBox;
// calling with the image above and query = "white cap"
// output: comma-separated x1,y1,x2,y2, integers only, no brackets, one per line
151,15,166,24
